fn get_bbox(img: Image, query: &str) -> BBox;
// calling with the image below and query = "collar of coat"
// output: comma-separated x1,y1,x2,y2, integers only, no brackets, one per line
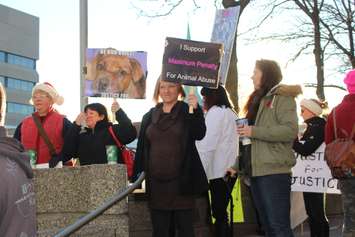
266,84,303,98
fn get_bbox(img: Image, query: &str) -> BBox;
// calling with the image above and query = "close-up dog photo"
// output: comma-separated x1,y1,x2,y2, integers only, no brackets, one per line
85,50,147,99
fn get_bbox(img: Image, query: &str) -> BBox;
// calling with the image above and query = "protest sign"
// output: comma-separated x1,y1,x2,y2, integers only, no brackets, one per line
162,37,223,88
211,6,240,85
85,48,147,99
291,143,340,194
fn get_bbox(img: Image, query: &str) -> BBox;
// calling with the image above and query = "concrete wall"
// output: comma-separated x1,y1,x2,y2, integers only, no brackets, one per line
34,164,129,237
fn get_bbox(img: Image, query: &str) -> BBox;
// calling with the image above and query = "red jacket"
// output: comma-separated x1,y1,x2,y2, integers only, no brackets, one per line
325,94,355,144
21,110,64,164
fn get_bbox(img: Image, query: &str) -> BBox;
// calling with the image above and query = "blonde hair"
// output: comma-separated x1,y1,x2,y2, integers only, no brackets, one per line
152,76,185,104
0,83,6,126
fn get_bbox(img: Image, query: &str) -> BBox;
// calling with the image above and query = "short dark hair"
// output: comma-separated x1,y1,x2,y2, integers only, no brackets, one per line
84,103,109,123
200,85,234,111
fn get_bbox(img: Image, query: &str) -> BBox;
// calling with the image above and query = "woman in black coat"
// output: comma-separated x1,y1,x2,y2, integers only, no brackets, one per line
293,98,329,237
62,101,136,166
132,78,208,237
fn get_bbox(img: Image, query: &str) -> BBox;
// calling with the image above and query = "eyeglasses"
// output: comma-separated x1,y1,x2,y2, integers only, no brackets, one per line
32,94,49,100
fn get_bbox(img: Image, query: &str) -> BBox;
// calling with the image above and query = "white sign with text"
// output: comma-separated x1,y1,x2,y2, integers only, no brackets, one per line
291,143,340,194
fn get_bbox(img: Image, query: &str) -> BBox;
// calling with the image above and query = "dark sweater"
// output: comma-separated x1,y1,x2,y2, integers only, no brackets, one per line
62,109,136,165
133,101,208,197
293,116,326,156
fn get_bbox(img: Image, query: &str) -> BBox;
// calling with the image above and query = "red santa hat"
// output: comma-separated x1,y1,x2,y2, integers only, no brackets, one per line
32,82,64,105
344,69,355,94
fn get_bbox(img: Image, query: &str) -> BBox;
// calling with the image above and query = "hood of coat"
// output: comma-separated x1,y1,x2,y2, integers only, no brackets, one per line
0,126,33,179
267,84,303,98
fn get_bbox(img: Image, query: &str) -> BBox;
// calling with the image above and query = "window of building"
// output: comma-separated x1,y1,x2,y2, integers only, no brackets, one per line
0,51,5,62
7,102,34,115
7,53,36,69
7,78,34,92
0,76,4,85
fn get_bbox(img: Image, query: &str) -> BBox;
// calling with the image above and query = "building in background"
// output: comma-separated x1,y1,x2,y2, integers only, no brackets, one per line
0,4,39,129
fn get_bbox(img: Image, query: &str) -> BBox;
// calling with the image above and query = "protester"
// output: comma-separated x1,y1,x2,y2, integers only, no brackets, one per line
325,69,355,237
62,101,136,166
0,83,36,236
132,77,208,237
228,59,301,236
195,85,238,237
14,82,72,168
293,98,329,237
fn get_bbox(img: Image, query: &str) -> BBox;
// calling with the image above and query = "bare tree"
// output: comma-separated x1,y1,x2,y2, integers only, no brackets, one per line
293,0,326,100
321,0,355,69
223,0,251,112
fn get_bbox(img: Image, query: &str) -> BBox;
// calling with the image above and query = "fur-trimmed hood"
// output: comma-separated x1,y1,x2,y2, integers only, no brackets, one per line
267,84,303,98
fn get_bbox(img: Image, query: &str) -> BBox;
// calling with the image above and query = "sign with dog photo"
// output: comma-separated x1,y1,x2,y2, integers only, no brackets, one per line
162,37,223,88
85,48,147,99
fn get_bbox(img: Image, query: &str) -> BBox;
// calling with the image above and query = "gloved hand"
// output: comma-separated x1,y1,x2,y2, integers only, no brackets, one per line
49,155,61,168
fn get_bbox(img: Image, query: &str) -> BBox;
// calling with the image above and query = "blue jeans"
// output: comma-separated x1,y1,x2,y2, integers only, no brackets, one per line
339,178,355,236
250,174,294,237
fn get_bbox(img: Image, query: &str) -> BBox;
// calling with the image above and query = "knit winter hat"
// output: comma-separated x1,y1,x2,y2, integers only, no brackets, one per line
32,82,64,105
300,98,323,116
343,69,355,94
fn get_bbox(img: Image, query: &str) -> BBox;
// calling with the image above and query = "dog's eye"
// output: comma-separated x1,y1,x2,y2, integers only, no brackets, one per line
117,70,127,76
97,63,105,70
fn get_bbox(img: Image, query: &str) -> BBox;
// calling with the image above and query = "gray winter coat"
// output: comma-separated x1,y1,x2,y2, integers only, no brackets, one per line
0,126,36,237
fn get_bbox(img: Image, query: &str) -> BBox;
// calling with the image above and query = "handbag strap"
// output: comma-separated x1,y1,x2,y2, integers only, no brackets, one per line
108,126,124,149
32,113,57,156
332,108,338,139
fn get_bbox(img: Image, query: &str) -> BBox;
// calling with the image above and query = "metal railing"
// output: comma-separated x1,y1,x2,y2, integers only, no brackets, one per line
54,172,145,237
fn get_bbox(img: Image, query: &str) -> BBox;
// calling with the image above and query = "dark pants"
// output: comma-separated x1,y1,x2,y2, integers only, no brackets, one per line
250,174,294,237
209,177,236,237
150,209,195,237
303,192,329,237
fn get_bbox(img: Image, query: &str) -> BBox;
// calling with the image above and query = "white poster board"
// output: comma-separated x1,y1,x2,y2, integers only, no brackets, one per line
291,143,340,194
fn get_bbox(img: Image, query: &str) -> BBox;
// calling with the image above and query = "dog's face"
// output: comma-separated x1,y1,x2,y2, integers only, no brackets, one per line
87,54,146,98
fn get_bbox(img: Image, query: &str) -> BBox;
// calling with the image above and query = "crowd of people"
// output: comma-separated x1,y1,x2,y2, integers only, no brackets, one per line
0,62,354,237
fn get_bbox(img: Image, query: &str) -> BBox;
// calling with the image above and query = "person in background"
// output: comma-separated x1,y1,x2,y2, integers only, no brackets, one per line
293,98,329,237
62,101,136,166
132,77,208,237
14,82,72,168
0,82,36,237
195,85,238,237
325,69,355,237
228,59,301,237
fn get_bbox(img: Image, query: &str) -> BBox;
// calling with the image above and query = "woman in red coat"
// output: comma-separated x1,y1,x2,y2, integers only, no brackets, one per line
325,69,355,237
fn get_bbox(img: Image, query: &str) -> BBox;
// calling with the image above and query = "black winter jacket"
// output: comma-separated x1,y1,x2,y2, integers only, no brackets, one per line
293,116,326,156
62,109,136,165
132,101,208,196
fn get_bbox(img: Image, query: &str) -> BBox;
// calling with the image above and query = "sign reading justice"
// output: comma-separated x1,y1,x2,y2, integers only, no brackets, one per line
162,37,223,88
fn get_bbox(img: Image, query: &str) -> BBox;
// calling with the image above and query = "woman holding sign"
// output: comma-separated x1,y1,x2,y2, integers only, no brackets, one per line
293,98,329,237
233,59,301,237
132,77,208,237
62,101,136,166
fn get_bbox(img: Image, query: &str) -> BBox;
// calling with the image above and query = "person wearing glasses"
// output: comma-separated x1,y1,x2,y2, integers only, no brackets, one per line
14,82,72,168
293,98,329,237
132,77,208,237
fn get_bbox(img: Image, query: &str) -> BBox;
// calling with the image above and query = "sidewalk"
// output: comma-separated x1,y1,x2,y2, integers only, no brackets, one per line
234,214,343,237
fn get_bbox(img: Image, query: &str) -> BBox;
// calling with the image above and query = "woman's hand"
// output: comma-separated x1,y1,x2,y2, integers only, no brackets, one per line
187,94,198,109
237,125,252,137
226,167,238,178
111,99,120,113
75,112,86,126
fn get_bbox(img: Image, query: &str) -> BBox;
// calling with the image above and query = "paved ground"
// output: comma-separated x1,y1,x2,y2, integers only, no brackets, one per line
236,214,343,237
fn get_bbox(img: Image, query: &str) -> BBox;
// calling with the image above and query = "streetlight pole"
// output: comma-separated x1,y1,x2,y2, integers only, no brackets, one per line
79,0,88,111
